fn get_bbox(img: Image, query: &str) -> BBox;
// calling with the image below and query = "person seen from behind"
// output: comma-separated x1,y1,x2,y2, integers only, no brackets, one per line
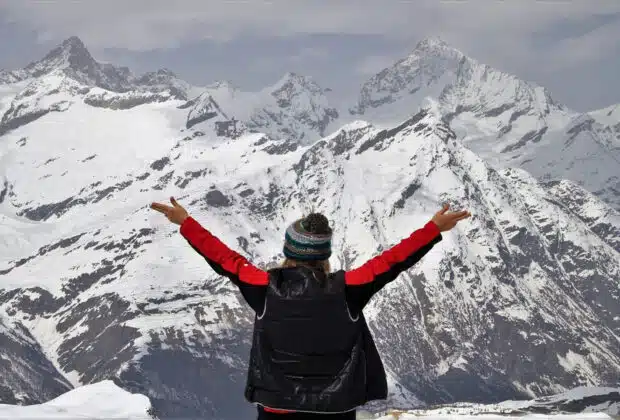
150,197,471,419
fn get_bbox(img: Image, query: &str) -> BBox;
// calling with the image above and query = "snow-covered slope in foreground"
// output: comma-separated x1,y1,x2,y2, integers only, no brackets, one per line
370,387,620,419
502,386,620,416
0,380,154,419
373,413,611,419
0,383,615,420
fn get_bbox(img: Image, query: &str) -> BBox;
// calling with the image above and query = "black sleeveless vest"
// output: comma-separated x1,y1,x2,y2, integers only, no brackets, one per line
244,266,388,413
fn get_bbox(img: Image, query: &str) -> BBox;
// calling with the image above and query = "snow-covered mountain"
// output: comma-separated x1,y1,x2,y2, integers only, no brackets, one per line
483,112,620,211
374,413,611,419
0,36,191,100
0,380,155,419
1,382,615,420
372,386,620,419
1,102,619,418
1,381,615,420
347,37,620,211
590,103,620,128
0,313,72,405
350,38,571,132
0,36,619,420
0,37,338,143
503,386,620,416
0,38,199,137
195,73,339,143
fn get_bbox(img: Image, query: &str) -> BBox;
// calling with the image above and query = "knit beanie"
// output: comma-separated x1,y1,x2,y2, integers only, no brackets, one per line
283,213,332,261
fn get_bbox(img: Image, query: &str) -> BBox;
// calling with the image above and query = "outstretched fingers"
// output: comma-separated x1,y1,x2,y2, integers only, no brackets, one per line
452,211,471,221
150,202,173,214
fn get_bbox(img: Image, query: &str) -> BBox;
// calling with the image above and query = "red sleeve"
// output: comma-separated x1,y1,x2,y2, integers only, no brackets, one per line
179,217,268,311
345,221,441,285
344,221,441,313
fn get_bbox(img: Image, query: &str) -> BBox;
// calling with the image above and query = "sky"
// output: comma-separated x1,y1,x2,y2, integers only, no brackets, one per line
0,0,619,111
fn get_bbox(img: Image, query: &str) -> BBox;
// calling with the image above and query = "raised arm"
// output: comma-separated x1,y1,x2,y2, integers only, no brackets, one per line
151,197,268,312
345,204,470,314
179,217,269,287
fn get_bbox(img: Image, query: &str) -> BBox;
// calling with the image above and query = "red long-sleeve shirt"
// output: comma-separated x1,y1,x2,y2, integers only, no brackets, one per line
178,216,442,414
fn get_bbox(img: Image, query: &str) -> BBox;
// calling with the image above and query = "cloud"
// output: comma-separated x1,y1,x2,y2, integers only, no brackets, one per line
287,47,329,64
0,0,618,110
1,0,618,52
2,0,618,91
540,14,620,70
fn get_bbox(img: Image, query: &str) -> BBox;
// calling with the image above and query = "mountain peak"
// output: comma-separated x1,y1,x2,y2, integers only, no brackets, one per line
270,71,327,96
416,36,449,49
24,36,97,78
409,36,465,61
282,71,302,80
43,36,92,63
205,80,239,92
153,68,177,77
273,71,307,86
61,36,88,52
350,34,570,127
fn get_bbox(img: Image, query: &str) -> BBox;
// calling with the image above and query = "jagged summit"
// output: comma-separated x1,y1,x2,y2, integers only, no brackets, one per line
268,71,327,95
350,35,570,144
39,36,89,61
264,71,339,139
0,37,190,98
205,80,239,91
61,35,85,47
409,36,465,60
0,36,131,92
194,71,339,142
347,37,617,213
278,71,300,80
25,36,96,77
415,36,450,48
349,37,469,118
137,68,178,79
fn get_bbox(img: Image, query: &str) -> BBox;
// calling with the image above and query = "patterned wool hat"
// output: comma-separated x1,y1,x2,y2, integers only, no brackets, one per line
283,214,332,261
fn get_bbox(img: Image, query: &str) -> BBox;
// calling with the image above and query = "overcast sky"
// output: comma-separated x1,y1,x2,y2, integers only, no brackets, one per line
0,0,619,111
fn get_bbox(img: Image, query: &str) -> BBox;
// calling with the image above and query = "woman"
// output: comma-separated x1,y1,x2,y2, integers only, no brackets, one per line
151,197,470,419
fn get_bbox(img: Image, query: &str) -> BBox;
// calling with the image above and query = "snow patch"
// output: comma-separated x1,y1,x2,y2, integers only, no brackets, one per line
0,380,153,419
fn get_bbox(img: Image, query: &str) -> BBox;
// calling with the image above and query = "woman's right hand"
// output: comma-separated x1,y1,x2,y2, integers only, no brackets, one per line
431,203,471,232
150,197,190,226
